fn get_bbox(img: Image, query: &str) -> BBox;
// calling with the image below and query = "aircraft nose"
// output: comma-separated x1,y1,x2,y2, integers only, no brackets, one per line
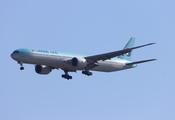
11,50,20,60
11,53,15,59
11,53,18,60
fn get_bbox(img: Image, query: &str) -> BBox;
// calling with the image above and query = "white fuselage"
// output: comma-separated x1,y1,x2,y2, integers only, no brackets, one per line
11,52,135,72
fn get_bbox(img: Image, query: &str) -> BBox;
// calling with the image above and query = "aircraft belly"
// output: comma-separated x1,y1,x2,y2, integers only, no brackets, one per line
91,61,125,72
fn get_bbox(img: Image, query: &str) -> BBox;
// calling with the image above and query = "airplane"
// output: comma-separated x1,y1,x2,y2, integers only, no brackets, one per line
11,37,156,80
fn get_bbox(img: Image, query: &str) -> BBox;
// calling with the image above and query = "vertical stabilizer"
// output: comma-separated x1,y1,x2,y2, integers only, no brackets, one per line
118,37,135,61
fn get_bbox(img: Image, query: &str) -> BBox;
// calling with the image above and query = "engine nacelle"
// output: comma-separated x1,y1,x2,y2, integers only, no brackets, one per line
71,57,87,68
35,65,52,75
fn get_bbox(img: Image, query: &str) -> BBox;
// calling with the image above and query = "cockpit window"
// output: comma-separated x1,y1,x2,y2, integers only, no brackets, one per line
13,50,20,53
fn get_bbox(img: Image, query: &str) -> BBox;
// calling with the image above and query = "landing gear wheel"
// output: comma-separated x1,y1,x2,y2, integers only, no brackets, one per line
69,76,72,79
82,71,85,74
82,70,93,76
62,74,72,80
88,72,93,76
20,67,24,70
62,74,65,78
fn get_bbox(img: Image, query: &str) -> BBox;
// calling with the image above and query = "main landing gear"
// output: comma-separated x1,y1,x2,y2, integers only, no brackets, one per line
62,71,72,80
61,69,92,80
82,70,93,76
18,61,24,70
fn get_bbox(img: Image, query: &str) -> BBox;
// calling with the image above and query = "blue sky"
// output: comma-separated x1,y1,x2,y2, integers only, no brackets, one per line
1,0,175,120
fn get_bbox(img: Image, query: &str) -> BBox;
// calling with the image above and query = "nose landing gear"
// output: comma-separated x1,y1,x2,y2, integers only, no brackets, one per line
18,61,24,70
20,66,24,70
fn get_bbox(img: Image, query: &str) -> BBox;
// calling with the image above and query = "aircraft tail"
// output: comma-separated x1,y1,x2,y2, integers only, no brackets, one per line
118,37,136,61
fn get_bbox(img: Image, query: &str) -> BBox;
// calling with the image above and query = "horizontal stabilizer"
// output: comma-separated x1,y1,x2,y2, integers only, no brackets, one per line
126,59,157,65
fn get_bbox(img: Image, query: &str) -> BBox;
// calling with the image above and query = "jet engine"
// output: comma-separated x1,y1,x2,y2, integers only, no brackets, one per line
35,65,52,74
71,57,87,68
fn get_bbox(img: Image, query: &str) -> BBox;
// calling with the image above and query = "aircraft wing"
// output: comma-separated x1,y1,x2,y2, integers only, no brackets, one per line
85,43,155,62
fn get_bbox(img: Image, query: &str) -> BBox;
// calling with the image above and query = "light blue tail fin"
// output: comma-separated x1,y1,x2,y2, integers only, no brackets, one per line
118,37,136,61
